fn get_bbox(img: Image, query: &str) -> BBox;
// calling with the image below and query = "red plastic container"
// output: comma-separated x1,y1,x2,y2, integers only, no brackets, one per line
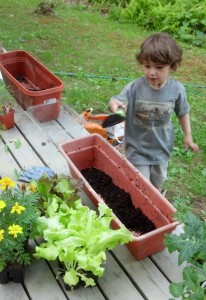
27,100,60,123
59,134,179,260
0,50,64,116
0,109,15,129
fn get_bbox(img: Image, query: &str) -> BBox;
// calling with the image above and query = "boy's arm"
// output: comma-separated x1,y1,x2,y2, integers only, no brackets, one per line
178,113,199,152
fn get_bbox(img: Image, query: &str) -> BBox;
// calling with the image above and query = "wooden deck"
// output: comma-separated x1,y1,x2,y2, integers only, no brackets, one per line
0,102,185,300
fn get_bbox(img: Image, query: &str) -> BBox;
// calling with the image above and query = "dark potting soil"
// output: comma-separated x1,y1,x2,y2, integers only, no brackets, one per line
81,167,156,236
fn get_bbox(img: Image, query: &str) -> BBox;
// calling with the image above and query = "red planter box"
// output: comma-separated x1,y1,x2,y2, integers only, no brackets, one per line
0,50,64,119
59,134,179,260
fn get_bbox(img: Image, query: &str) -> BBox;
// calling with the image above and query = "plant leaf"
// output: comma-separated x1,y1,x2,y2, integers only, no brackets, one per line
14,139,21,149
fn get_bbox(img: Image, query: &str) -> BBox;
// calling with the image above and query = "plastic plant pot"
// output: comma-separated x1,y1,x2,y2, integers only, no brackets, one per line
0,265,25,284
59,134,179,260
0,50,64,115
0,109,15,129
27,99,60,122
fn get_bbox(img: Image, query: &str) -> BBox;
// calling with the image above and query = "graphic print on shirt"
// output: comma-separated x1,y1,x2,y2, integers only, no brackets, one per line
134,100,174,128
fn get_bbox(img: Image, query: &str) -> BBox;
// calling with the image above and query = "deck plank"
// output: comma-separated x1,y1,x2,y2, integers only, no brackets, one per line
151,224,185,283
98,252,144,300
0,139,20,178
0,282,29,300
64,286,105,300
0,125,44,169
25,259,67,300
58,103,89,139
14,104,70,175
23,241,67,300
112,245,171,299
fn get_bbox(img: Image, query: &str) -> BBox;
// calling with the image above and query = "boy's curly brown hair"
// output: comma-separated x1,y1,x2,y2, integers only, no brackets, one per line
136,33,182,71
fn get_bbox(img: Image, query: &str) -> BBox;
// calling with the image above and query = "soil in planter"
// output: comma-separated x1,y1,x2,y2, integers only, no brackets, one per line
16,75,42,91
81,167,156,236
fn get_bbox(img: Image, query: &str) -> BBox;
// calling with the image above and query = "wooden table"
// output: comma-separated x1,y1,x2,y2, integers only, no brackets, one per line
0,102,185,300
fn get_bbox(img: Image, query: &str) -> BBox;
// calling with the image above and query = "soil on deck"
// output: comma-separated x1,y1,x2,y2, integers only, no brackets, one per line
81,167,156,235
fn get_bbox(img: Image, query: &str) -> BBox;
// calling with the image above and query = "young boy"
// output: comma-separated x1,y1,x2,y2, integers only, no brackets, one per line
109,32,199,190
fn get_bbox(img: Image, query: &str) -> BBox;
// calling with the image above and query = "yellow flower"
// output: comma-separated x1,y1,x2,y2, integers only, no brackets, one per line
8,224,23,238
29,184,36,192
0,176,15,190
11,202,26,214
0,200,6,212
0,229,4,241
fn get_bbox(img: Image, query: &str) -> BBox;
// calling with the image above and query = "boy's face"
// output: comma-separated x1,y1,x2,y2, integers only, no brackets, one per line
142,61,173,89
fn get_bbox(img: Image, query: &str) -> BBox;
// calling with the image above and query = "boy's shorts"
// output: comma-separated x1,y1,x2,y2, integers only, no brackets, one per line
135,163,168,188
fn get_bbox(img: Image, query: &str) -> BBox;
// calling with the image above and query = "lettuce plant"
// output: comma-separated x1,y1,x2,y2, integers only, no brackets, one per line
30,174,82,215
33,186,132,288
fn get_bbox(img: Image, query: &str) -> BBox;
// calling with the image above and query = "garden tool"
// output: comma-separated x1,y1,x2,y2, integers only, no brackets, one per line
80,108,108,138
80,108,124,144
101,108,126,128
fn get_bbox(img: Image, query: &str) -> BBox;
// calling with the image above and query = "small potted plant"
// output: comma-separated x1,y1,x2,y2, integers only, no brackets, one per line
0,176,40,284
164,212,206,299
0,83,16,130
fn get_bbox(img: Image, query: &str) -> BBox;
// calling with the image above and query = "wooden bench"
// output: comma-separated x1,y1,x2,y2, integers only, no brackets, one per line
0,102,185,300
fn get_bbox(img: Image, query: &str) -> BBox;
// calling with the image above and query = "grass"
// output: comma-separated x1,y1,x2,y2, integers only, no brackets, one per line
0,0,206,217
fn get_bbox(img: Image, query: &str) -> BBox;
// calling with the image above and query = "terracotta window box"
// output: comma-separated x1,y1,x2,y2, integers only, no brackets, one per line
0,50,64,120
59,134,179,260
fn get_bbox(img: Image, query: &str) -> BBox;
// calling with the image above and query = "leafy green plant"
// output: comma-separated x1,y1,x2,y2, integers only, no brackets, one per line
108,0,206,47
30,174,82,215
164,212,206,299
34,197,132,288
0,83,16,115
172,197,193,221
0,176,40,271
165,212,206,266
169,263,206,300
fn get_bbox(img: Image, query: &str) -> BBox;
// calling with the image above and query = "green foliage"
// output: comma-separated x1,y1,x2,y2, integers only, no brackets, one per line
13,139,22,149
164,212,206,299
169,264,206,299
34,195,132,288
108,0,206,47
30,174,81,214
165,212,206,266
172,197,193,221
0,84,16,114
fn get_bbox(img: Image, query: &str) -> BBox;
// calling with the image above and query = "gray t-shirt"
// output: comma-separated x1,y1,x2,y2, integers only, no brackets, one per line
110,76,190,165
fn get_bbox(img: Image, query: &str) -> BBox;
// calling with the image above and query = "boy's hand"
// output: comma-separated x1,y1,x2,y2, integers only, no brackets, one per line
109,99,126,113
183,136,199,152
